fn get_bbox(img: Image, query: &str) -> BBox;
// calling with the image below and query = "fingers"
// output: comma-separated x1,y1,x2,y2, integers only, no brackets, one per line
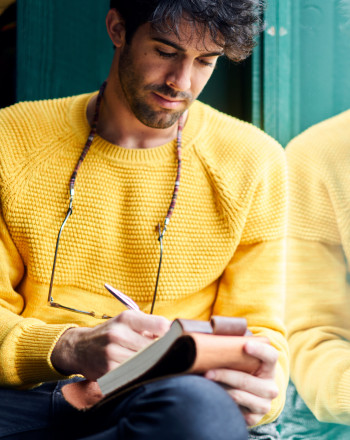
108,322,156,352
205,367,279,427
230,388,271,416
227,384,275,418
105,339,141,365
74,326,149,381
52,311,171,381
240,406,266,427
114,310,171,337
244,340,279,378
83,311,170,379
205,369,278,400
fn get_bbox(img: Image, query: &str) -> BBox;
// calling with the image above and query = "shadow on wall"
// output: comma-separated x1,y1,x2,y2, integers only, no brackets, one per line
0,1,16,108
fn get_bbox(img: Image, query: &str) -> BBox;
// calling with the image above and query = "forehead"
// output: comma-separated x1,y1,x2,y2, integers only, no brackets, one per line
142,19,223,54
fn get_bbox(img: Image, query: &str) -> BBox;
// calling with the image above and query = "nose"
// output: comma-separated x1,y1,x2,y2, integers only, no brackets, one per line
165,60,192,92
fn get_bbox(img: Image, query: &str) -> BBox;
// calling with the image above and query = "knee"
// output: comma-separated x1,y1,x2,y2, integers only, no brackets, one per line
167,374,231,408
150,375,248,440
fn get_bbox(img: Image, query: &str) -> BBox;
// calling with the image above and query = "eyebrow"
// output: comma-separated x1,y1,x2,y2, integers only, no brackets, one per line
152,37,224,57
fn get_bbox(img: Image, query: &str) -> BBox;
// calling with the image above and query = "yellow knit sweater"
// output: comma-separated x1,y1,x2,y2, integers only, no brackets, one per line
0,93,288,423
286,109,350,424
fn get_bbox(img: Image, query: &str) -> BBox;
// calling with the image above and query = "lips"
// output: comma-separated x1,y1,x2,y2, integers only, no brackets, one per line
152,92,185,109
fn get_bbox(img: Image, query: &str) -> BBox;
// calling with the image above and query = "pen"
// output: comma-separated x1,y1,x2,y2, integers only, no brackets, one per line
104,283,140,311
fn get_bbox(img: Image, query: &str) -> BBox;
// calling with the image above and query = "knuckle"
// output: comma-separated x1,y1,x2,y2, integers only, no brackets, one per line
240,374,251,390
228,389,238,400
104,343,116,359
157,317,171,334
260,400,271,415
213,369,223,382
105,360,120,375
272,353,279,364
269,383,279,399
269,346,279,362
115,310,133,323
107,324,128,345
105,327,117,342
245,414,262,427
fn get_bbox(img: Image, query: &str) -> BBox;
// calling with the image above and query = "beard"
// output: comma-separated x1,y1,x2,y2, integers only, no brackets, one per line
118,45,193,129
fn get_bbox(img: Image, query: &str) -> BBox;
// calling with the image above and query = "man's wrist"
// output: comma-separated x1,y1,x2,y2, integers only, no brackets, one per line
51,327,85,376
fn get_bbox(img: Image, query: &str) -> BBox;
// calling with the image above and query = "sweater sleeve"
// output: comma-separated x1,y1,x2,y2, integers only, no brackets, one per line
286,122,350,424
212,141,289,425
0,211,77,388
287,238,350,424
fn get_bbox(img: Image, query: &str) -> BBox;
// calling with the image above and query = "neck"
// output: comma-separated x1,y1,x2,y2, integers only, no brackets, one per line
86,81,186,150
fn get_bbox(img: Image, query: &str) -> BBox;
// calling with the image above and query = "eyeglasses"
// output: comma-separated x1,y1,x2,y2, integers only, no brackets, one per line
47,82,184,319
47,197,111,319
47,198,165,319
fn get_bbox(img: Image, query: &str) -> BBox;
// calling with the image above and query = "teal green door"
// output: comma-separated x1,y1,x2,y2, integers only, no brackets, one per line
16,0,113,100
253,0,350,146
16,0,350,146
16,0,251,122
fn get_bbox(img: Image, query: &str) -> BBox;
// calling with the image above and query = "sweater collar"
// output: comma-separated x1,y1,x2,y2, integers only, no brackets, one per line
68,91,204,163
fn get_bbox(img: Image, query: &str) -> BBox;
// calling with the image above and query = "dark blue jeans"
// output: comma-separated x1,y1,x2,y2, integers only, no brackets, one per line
0,375,248,439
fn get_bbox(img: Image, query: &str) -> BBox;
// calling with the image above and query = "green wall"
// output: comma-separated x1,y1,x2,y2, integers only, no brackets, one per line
17,0,113,100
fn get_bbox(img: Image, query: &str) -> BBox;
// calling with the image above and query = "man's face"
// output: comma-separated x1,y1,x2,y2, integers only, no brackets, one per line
117,20,223,129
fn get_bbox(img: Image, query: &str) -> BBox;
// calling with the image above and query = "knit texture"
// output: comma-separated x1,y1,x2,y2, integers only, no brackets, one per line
285,109,350,426
0,94,287,423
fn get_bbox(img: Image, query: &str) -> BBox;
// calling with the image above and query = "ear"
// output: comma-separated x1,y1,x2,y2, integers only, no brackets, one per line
106,9,126,48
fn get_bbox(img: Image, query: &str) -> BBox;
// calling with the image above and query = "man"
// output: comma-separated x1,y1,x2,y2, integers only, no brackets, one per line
279,110,350,439
0,1,288,438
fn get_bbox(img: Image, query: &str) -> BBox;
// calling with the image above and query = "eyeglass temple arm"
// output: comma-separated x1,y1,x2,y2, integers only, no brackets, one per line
47,197,73,303
150,224,164,315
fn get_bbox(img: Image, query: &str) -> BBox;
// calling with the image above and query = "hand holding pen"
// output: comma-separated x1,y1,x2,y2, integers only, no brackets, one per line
104,283,169,340
53,285,170,381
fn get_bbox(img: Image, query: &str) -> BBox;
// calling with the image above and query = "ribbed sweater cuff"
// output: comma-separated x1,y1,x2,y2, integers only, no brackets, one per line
15,323,78,385
337,369,350,422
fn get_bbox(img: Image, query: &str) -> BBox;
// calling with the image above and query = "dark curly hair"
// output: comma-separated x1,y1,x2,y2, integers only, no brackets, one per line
109,0,265,62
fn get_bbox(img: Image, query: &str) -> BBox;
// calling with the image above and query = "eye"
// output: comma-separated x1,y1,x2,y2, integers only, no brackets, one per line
156,49,177,59
197,58,214,67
